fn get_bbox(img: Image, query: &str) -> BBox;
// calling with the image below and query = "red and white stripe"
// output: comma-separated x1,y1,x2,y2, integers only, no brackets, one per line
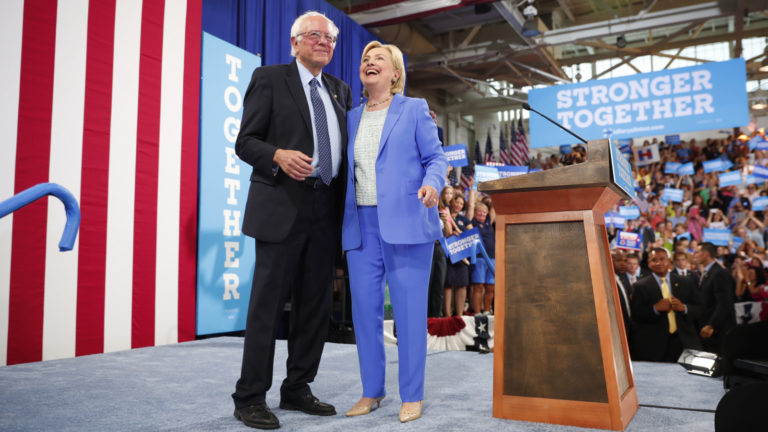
0,0,201,366
510,126,529,166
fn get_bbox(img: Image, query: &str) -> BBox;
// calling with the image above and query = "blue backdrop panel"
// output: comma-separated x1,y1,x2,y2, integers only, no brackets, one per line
528,58,749,148
197,33,261,335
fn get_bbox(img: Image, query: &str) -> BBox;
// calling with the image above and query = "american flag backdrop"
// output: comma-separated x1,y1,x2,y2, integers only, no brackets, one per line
498,129,511,165
0,0,201,366
509,118,529,166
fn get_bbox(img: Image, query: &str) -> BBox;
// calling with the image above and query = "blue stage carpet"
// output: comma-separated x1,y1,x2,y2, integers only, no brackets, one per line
0,337,724,431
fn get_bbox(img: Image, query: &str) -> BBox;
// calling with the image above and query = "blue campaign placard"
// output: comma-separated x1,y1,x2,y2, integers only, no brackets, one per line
616,230,643,251
676,232,692,242
196,33,262,335
665,134,681,145
718,171,742,187
731,236,744,253
745,174,766,186
527,59,749,148
498,165,529,178
703,159,722,173
665,162,681,175
663,188,684,202
475,165,500,183
678,162,695,176
757,140,768,151
753,164,768,179
439,228,482,264
444,144,469,167
703,228,731,246
609,138,636,200
752,196,768,211
720,158,734,171
747,135,765,151
604,212,626,229
619,206,640,220
559,144,572,154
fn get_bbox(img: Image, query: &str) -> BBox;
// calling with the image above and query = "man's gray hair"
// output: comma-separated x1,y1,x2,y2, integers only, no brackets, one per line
290,11,339,57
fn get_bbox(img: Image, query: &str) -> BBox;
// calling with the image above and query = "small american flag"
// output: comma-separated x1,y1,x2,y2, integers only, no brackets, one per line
498,128,512,165
447,168,459,186
483,133,494,164
460,164,474,191
510,118,529,166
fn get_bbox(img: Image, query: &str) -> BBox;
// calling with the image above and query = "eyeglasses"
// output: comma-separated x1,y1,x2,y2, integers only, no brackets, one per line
297,31,337,44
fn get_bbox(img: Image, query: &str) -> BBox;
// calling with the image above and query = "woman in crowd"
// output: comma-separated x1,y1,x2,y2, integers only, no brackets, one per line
443,194,471,317
341,41,448,423
469,198,495,315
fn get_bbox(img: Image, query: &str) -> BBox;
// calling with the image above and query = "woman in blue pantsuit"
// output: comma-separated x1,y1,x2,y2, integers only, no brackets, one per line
342,41,448,423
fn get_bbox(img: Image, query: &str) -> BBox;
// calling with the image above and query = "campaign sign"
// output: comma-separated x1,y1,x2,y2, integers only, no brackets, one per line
609,138,636,199
752,164,768,179
197,33,261,335
474,165,500,183
676,232,692,242
757,140,768,151
720,158,734,171
527,58,749,147
440,228,482,264
703,228,731,246
703,159,723,173
616,230,642,251
560,144,572,154
718,171,742,187
678,162,695,176
665,162,681,175
752,196,768,211
619,206,640,220
633,144,660,166
662,188,684,202
731,236,744,253
735,301,764,325
665,134,681,145
605,212,626,229
498,165,529,178
444,144,469,167
747,135,765,151
746,174,767,186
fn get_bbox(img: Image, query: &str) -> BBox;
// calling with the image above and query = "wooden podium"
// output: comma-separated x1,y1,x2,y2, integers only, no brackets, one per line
479,139,638,430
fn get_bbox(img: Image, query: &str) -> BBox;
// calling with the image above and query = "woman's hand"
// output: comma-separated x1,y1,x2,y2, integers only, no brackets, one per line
418,185,439,208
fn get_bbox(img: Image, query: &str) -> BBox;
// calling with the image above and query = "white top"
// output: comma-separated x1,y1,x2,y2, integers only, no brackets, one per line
354,107,389,206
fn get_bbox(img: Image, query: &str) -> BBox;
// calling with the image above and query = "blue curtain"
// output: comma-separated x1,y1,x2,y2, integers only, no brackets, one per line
202,0,377,106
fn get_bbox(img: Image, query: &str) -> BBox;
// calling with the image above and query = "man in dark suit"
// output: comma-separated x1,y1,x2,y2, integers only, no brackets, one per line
231,11,353,430
625,252,650,287
630,248,702,362
672,250,700,286
611,251,633,344
694,242,736,354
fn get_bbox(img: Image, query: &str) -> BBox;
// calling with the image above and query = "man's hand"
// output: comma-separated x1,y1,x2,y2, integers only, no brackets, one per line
700,325,714,339
669,296,686,312
418,185,438,208
654,298,672,312
274,149,313,181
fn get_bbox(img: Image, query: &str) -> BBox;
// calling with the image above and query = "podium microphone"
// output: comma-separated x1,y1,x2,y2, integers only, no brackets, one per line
522,103,587,145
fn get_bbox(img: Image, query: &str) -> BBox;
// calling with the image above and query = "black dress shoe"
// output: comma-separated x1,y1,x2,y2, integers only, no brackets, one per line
234,403,280,429
279,391,336,416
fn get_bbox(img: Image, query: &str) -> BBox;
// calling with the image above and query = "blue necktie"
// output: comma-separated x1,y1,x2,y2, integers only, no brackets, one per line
309,78,332,185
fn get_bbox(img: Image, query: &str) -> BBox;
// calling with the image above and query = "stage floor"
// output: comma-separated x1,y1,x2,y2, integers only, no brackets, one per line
0,337,724,431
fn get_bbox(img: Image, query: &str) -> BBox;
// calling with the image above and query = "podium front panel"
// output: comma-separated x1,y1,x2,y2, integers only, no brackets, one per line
503,221,607,403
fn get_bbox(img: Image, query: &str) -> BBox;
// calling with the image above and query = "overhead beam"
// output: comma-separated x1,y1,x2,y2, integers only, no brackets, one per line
458,25,483,49
556,0,576,23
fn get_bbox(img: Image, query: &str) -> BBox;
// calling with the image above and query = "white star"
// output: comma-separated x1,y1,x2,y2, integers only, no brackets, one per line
477,322,487,333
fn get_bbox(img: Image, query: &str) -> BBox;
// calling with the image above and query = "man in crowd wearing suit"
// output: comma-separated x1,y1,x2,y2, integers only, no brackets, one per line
630,248,702,362
231,11,353,430
694,242,736,354
672,251,700,286
625,252,649,286
611,252,633,344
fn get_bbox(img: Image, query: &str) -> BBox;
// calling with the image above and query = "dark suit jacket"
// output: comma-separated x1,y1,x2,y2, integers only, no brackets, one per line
672,268,700,287
630,273,702,361
615,275,633,343
236,60,353,242
619,273,632,298
698,262,736,337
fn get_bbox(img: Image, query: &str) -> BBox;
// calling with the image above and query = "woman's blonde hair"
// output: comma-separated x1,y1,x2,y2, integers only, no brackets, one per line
360,41,405,98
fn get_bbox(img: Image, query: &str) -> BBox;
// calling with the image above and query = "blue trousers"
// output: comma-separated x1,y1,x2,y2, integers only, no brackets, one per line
346,206,433,402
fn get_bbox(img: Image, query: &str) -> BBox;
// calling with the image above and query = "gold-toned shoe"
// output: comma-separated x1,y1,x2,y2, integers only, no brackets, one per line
398,400,422,423
345,396,385,417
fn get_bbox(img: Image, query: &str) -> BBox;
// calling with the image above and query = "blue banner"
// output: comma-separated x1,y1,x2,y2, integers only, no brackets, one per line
758,140,768,151
752,196,768,211
663,188,684,202
747,135,767,151
440,228,483,264
676,232,692,242
665,134,681,145
527,59,749,148
609,139,636,199
619,206,640,219
731,236,744,253
720,158,734,171
616,230,643,251
498,165,529,178
444,144,469,167
559,144,572,154
753,164,768,179
196,33,261,335
475,165,500,183
746,174,767,186
718,171,742,187
665,162,681,174
678,162,695,176
703,159,723,173
703,228,731,246
604,212,626,229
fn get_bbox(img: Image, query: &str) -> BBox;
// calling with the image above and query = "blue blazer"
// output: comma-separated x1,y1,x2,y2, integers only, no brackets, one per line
342,93,448,250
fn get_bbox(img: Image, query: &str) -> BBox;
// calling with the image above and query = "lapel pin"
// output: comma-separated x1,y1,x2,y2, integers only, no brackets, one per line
333,94,338,99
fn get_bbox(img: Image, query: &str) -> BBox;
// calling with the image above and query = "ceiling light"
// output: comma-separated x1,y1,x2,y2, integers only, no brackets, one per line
520,0,540,37
753,100,767,110
616,35,627,48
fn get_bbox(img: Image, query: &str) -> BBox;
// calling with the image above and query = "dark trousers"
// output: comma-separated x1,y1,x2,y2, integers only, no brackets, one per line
232,185,336,409
427,242,446,318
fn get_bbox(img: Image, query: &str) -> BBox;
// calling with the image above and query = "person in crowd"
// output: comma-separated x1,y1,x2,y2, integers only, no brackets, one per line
232,11,353,429
469,201,495,315
630,248,702,362
732,256,765,302
443,195,471,317
694,242,736,353
611,252,633,343
739,213,765,249
672,250,700,286
706,208,728,229
625,253,649,286
342,41,448,423
426,185,456,318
